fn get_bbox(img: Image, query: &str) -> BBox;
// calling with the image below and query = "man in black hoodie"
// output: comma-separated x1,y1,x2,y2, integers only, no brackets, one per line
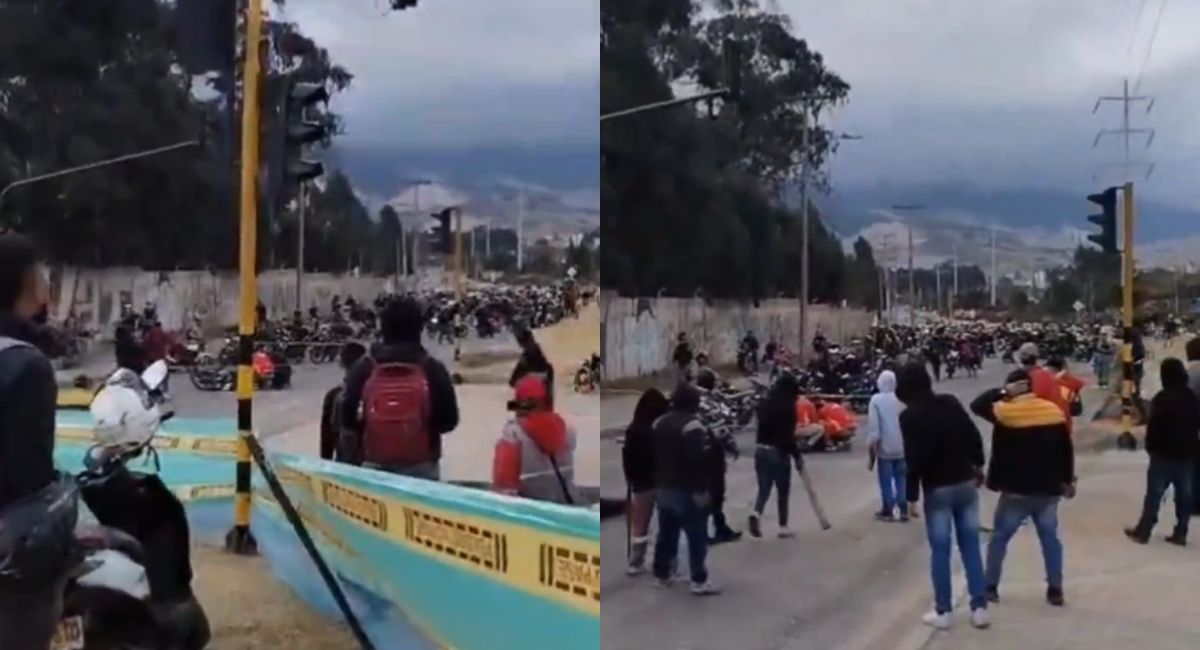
1126,357,1199,546
897,361,990,630
970,368,1074,607
342,298,459,479
0,234,76,649
651,384,720,596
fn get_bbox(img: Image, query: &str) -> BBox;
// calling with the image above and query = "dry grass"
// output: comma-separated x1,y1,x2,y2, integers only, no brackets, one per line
193,543,354,649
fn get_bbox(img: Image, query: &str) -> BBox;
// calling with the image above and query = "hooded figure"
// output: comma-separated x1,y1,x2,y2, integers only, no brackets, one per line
868,370,908,520
492,375,577,504
623,389,670,575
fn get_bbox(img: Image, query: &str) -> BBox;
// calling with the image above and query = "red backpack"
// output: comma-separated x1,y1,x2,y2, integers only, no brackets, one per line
361,362,433,466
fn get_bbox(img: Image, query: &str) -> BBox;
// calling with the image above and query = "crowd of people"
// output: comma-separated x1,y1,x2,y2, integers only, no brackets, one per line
621,314,1200,637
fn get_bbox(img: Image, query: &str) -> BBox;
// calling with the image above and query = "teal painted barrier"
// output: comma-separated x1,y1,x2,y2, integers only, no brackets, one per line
54,413,601,650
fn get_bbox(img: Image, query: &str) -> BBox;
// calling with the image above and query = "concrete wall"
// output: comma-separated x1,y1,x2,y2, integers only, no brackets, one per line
53,267,406,334
600,291,874,380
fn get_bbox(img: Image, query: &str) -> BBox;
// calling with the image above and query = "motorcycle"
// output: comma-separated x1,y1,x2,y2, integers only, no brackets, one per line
56,360,210,649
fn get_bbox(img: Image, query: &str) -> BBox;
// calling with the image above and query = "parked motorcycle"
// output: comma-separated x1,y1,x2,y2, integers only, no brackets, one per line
59,360,211,649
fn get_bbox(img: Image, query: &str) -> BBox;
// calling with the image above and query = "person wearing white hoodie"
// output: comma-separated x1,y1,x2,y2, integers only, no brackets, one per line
867,370,909,521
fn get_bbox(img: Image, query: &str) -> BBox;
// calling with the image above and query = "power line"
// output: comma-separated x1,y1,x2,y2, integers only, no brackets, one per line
1133,0,1169,93
1126,0,1148,60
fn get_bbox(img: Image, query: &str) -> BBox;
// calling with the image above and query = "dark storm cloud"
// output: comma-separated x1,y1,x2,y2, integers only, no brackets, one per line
783,0,1200,206
282,0,599,147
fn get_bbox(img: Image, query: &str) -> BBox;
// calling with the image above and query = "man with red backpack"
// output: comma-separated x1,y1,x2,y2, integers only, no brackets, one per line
341,298,460,479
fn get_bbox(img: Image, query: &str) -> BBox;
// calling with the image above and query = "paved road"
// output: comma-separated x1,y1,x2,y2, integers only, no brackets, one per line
600,360,1049,650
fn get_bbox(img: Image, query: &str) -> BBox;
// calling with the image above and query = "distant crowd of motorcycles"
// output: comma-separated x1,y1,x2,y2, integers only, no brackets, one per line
677,319,1149,455
103,285,586,392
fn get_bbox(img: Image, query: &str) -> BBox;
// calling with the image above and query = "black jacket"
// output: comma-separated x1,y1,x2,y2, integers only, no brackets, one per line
900,394,985,503
0,314,58,507
510,343,554,388
652,411,712,494
1145,387,1200,460
971,389,1074,497
341,340,460,462
756,385,799,457
622,419,656,492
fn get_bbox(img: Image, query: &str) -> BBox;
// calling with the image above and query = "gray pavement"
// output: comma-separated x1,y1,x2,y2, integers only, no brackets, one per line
600,360,1053,650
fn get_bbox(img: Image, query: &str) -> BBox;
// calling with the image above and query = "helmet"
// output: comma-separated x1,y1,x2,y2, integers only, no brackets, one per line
90,368,164,447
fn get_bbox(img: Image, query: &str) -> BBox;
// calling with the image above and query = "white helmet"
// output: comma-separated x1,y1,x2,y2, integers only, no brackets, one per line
90,362,168,447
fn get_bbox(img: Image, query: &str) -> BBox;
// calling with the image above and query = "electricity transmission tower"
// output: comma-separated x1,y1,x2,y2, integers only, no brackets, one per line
1093,78,1155,182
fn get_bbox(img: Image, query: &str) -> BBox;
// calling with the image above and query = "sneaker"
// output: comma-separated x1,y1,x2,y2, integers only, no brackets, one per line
1166,533,1188,546
970,608,990,629
778,527,795,538
748,513,762,538
874,510,894,522
1124,527,1149,544
1046,586,1065,607
690,581,722,596
710,529,743,545
654,576,674,589
898,512,910,522
985,585,1000,603
626,564,645,577
921,610,952,630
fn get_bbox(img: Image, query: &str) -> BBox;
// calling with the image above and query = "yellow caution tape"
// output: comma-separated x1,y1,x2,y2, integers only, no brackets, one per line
56,426,238,457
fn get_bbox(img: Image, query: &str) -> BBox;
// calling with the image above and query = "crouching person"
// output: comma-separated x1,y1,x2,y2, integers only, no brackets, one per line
493,376,578,504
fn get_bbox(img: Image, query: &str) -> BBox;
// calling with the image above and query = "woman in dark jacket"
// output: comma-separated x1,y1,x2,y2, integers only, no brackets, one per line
1126,357,1200,545
748,374,801,538
623,388,669,575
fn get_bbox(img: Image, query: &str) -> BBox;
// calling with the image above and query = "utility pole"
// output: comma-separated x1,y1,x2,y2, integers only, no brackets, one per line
798,107,811,362
1093,78,1155,182
951,242,958,318
517,189,525,273
935,259,942,316
295,182,306,310
990,225,997,307
908,226,915,325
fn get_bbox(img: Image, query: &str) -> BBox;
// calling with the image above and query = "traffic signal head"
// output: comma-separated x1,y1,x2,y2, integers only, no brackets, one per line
1086,186,1118,254
288,82,330,109
431,208,453,254
287,159,325,183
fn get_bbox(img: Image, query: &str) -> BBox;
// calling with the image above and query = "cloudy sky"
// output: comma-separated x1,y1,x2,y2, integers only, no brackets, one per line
782,0,1200,208
279,0,599,150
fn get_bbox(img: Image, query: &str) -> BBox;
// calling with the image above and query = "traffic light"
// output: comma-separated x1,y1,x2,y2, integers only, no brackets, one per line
1086,187,1119,254
431,208,453,254
283,81,331,183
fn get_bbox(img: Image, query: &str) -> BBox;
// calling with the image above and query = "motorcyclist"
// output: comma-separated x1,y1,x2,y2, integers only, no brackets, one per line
740,330,760,374
673,333,695,386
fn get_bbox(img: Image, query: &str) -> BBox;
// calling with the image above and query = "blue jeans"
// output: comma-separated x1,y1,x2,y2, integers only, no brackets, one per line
985,494,1062,590
653,489,710,584
1135,456,1195,538
923,481,987,613
876,458,908,517
753,446,792,526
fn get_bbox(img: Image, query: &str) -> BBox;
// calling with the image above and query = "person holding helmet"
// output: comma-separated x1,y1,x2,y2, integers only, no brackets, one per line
492,375,577,504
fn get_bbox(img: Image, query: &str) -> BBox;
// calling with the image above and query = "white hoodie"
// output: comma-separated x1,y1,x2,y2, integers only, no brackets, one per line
866,370,905,459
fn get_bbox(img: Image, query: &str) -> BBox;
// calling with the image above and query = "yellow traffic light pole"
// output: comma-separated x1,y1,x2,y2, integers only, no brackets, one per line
1117,182,1137,451
225,0,264,554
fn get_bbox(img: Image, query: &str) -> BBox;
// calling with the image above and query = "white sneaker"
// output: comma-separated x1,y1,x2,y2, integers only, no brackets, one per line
778,527,795,538
654,576,673,589
691,580,722,596
922,610,952,630
626,564,645,577
970,607,990,629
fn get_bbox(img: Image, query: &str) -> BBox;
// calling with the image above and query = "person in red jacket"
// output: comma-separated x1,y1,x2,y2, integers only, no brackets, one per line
492,375,577,504
1047,357,1085,418
1018,343,1075,433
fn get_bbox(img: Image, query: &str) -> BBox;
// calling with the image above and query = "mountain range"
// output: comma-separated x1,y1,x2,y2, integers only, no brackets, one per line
323,141,599,238
820,183,1200,271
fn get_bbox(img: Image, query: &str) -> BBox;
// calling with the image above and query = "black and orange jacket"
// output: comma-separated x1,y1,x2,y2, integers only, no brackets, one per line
970,389,1074,497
